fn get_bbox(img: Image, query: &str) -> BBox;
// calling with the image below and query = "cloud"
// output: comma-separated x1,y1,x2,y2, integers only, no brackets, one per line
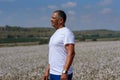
25,8,31,11
79,14,97,25
68,10,75,15
101,8,112,14
61,2,77,8
0,0,15,2
99,0,113,6
84,5,92,9
80,14,93,21
48,5,57,9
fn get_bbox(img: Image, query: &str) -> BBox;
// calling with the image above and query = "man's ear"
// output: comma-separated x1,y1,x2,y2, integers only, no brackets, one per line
59,18,64,24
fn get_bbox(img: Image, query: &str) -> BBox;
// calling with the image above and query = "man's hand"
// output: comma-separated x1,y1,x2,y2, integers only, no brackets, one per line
42,71,49,80
61,73,68,80
42,64,50,80
42,74,49,80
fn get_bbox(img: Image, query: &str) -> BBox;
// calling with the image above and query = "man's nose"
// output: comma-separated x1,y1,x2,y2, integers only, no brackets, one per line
50,18,52,21
51,18,53,22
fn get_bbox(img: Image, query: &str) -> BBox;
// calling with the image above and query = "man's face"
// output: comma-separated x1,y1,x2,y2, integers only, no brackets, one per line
51,12,60,28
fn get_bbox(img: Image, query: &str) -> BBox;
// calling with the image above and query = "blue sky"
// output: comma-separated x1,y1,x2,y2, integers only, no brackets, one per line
0,0,120,30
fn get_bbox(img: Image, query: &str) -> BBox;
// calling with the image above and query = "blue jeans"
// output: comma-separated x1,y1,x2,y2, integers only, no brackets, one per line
50,73,73,80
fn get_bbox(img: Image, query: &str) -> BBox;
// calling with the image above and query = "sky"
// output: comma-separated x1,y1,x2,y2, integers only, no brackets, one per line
0,0,120,31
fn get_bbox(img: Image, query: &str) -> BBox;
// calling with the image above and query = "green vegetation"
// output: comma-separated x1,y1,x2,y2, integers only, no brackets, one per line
74,29,120,41
0,25,120,46
0,25,54,46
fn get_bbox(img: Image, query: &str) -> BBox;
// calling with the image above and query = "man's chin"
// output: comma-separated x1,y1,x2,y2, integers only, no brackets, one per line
51,23,54,26
51,24,55,27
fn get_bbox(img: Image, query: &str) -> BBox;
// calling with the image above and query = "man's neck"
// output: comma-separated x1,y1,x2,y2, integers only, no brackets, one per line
56,25,64,29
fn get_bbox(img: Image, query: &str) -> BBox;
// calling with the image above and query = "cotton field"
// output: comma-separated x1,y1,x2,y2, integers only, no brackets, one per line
0,41,120,80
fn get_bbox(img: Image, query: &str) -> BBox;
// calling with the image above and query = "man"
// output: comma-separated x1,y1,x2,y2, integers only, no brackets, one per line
43,10,75,80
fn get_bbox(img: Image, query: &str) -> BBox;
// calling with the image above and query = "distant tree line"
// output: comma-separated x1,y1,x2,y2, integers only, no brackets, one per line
0,26,55,44
0,26,120,44
74,32,120,41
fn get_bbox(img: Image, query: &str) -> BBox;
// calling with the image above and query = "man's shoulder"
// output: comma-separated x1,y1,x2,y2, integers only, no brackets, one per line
63,27,72,32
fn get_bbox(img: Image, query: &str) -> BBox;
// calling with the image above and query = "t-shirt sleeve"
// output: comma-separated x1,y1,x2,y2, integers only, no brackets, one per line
64,31,75,45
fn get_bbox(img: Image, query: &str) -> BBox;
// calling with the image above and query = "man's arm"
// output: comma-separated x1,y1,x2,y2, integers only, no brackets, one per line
42,64,50,80
61,44,75,80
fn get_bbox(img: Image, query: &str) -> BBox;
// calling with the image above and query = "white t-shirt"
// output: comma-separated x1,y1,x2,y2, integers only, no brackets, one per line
49,27,75,75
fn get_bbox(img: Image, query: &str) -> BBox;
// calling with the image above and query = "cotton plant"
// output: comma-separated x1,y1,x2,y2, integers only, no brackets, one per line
0,41,120,80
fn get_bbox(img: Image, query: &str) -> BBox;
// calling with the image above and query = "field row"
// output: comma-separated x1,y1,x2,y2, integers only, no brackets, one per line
0,41,120,80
